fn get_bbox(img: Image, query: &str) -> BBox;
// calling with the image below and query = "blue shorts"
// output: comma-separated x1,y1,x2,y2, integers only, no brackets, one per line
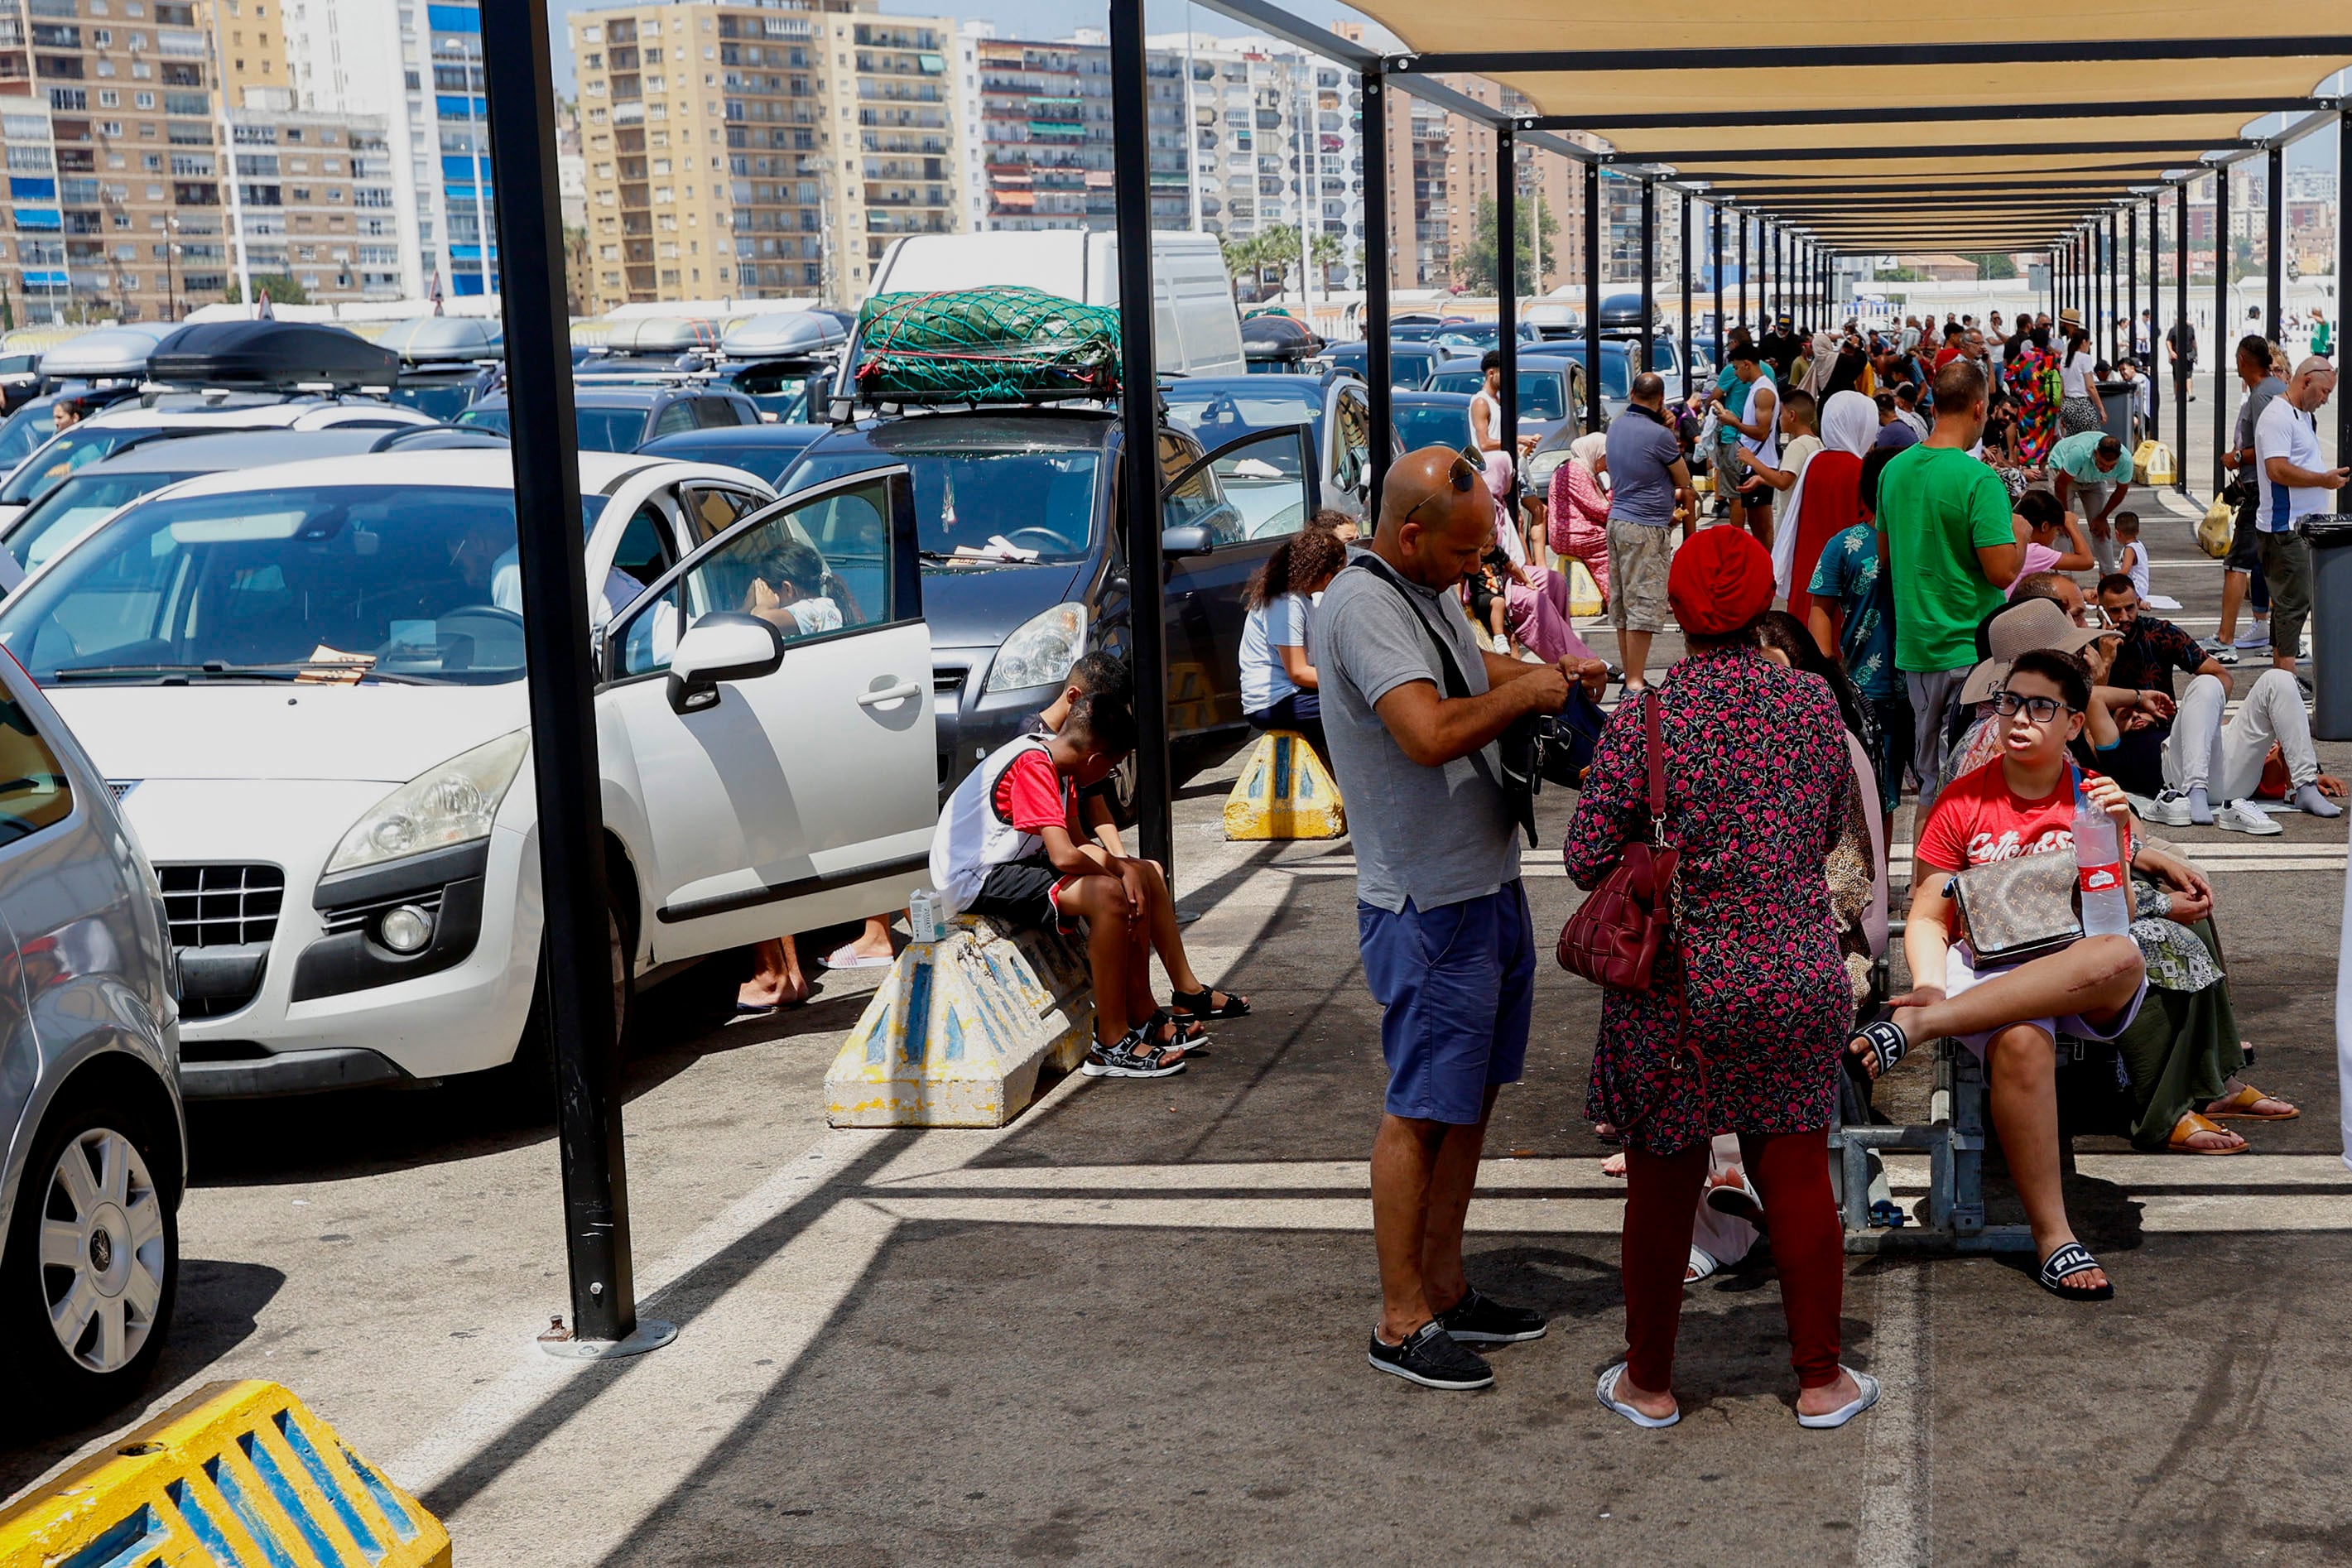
1358,881,1535,1125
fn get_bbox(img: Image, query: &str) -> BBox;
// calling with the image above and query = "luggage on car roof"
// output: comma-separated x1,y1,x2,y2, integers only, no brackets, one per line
375,315,502,363
40,325,171,381
603,315,721,354
720,310,845,360
147,320,401,390
854,286,1121,404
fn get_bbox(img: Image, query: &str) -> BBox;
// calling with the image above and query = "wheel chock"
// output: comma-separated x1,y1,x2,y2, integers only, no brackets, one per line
2134,439,2176,486
1223,729,1344,841
825,914,1094,1127
1565,557,1603,617
0,1379,450,1566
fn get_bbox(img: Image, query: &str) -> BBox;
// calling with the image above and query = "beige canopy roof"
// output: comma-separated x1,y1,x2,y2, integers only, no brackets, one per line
1347,1,2351,248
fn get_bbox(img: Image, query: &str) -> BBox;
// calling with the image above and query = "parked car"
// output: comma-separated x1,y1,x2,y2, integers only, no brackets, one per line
705,311,845,422
0,448,937,1097
776,406,1316,796
0,426,504,588
1426,352,1588,444
1389,390,1479,455
378,316,504,422
458,383,763,452
0,352,43,415
1318,341,1460,391
0,649,181,1420
1239,312,1325,372
637,423,829,487
0,396,437,527
1427,322,1543,356
1158,373,1375,523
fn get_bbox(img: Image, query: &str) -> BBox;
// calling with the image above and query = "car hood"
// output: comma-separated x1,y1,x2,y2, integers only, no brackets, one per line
919,557,1089,652
45,683,527,785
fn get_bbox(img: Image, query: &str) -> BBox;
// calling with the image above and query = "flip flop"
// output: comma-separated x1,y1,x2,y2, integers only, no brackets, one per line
2036,1241,2114,1302
821,945,897,971
1684,1246,1720,1287
2203,1084,2299,1122
2167,1110,2248,1155
1795,1367,1882,1430
1595,1364,1679,1429
1846,1012,1910,1079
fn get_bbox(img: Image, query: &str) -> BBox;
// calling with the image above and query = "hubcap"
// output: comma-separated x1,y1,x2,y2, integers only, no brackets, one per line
39,1128,166,1374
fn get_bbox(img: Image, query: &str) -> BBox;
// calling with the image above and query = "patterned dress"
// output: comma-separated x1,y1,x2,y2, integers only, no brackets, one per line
2008,344,2061,464
1563,646,1855,1155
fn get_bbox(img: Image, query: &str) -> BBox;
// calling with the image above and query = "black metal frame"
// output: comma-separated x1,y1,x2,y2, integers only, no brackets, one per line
1639,176,1655,371
1633,138,2245,165
1584,160,1603,427
1546,96,2329,131
2342,114,2352,513
1498,126,1519,502
1680,189,1694,399
2176,181,2191,493
1393,36,2352,74
2267,143,2287,340
2214,163,2231,491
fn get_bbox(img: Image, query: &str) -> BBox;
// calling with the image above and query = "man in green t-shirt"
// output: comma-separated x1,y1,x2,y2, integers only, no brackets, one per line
1874,358,2023,815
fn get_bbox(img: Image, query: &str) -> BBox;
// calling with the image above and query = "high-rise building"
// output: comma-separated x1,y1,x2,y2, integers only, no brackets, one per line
969,30,1185,232
0,0,230,324
224,104,397,302
570,0,966,313
201,0,286,109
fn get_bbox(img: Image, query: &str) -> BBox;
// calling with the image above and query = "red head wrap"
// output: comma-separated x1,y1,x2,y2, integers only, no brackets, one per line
1668,524,1775,636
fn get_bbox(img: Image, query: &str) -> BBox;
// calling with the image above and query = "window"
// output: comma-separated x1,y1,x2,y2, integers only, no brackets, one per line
613,478,894,678
0,689,76,847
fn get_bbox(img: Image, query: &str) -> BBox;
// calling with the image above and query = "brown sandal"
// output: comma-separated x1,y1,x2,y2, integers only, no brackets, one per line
2204,1084,2299,1121
2167,1111,2248,1156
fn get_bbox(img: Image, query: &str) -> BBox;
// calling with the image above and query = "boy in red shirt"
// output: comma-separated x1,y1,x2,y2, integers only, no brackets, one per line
1849,648,2147,1302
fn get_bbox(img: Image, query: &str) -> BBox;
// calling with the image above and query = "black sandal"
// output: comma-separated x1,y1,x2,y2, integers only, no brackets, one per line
2036,1241,2114,1302
1152,1008,1207,1047
1847,1015,1910,1080
1082,1024,1188,1080
1171,985,1249,1021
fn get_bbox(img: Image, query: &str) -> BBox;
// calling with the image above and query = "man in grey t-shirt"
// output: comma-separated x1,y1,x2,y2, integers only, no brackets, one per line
1603,372,1695,692
1315,446,1605,1393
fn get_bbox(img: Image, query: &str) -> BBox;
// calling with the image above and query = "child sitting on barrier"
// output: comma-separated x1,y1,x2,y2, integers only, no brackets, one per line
1848,648,2146,1304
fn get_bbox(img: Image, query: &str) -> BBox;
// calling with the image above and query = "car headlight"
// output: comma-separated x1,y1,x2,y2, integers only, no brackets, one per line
984,603,1086,695
324,730,530,876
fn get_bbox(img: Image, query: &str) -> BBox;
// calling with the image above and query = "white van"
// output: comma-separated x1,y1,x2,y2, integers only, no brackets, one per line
863,232,1245,379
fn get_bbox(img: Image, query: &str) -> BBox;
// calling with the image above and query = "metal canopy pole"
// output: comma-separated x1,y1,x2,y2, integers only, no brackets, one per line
2128,206,2139,371
2146,195,2159,449
2104,214,2117,361
1711,201,1723,349
479,0,649,1354
1638,177,1655,372
1364,65,1392,510
1109,0,1171,871
1584,161,1602,428
1739,212,1748,334
1498,126,1519,507
2267,143,2286,341
2215,166,2231,492
2174,186,2190,489
1680,190,1693,400
2340,113,2351,505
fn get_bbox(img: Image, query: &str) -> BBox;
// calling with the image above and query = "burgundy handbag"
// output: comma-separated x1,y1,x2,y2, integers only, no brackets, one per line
1556,690,1676,992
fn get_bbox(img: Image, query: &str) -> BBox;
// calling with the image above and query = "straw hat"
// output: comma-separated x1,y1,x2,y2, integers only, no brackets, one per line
2057,307,2084,328
1957,597,2114,706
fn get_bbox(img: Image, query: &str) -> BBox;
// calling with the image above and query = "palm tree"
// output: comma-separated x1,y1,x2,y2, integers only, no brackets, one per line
1310,231,1346,291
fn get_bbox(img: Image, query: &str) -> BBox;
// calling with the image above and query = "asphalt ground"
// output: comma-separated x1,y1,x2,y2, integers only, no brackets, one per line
7,474,2352,1566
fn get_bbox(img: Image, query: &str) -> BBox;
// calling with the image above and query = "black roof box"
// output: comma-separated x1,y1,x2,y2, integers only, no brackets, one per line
147,320,400,391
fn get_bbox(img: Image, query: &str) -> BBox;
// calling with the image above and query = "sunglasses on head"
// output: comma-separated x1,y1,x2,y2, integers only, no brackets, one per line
1401,455,1482,530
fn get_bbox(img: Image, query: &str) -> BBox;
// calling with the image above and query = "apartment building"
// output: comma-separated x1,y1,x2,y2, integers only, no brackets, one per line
570,0,965,312
969,30,1185,232
0,0,227,323
1166,31,1362,287
225,103,398,301
200,0,286,108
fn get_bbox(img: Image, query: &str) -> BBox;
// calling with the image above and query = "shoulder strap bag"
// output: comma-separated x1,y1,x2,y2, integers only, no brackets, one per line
1556,690,1676,993
1944,765,2094,966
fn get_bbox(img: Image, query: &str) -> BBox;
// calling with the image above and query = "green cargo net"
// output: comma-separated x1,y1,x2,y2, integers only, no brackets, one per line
854,286,1123,404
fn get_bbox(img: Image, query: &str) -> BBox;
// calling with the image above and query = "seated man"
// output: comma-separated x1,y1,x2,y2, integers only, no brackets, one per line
2102,575,2346,831
1853,648,2147,1302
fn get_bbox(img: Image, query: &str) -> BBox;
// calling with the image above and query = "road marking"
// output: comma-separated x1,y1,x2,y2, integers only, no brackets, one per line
1856,1263,1932,1568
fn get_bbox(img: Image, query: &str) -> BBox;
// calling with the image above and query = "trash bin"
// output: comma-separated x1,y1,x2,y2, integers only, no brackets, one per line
2299,512,2352,739
2095,379,2137,447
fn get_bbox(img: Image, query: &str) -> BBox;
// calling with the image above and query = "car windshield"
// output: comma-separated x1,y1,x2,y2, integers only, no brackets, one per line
5,468,202,576
1426,369,1570,421
0,483,608,685
1551,348,1637,399
783,440,1099,565
0,402,55,474
2,425,160,506
457,405,649,452
388,380,479,421
1394,402,1472,452
1160,384,1323,447
640,435,815,485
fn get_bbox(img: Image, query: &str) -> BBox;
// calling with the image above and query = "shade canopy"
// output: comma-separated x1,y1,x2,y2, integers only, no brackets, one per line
1342,0,2351,249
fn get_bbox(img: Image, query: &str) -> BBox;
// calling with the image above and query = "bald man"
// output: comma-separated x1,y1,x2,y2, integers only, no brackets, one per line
2253,354,2348,673
1314,447,1604,1393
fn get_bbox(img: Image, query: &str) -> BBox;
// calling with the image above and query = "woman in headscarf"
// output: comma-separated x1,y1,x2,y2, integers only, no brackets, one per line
1772,388,1874,624
1798,328,1840,401
1546,430,1613,612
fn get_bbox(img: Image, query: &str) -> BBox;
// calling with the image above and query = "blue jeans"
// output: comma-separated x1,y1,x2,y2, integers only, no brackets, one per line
1358,882,1535,1125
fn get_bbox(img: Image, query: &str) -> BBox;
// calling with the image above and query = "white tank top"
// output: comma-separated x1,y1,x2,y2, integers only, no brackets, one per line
1739,378,1779,468
1473,388,1503,446
931,734,1056,913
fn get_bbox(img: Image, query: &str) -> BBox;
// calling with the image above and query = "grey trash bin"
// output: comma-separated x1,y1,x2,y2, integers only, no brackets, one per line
2300,512,2352,739
2095,379,2137,447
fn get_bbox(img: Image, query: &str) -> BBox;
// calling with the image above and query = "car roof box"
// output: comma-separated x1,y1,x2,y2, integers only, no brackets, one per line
41,324,171,380
376,315,502,364
603,315,721,354
720,311,845,359
148,320,400,390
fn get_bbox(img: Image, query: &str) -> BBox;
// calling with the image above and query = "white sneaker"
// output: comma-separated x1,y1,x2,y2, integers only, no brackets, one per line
2143,789,2196,827
2216,799,2282,836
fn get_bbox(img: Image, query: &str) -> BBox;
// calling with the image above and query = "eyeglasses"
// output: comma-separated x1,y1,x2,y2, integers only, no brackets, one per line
1400,455,1482,531
1993,690,2071,723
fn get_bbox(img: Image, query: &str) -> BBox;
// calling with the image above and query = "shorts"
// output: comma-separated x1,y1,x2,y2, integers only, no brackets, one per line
1359,882,1535,1126
1606,518,1674,632
965,855,1077,933
2225,495,2262,573
1943,941,2148,1061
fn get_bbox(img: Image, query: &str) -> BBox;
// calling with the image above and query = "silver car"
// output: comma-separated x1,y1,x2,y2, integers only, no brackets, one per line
0,652,180,1423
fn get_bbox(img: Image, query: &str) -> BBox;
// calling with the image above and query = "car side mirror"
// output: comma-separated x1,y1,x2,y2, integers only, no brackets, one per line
1161,524,1214,560
666,612,785,714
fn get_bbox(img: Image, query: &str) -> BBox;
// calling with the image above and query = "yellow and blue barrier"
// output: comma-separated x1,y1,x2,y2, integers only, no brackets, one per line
1224,729,1344,840
0,1380,450,1567
826,913,1094,1127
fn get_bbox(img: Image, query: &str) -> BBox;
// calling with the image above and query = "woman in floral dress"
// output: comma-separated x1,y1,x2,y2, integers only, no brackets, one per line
2007,323,2063,464
1566,525,1872,1431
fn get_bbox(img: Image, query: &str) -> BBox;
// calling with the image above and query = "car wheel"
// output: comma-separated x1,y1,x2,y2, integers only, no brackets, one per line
1,1089,178,1426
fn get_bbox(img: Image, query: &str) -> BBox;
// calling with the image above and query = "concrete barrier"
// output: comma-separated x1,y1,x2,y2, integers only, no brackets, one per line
1223,729,1345,840
0,1379,450,1566
826,913,1093,1127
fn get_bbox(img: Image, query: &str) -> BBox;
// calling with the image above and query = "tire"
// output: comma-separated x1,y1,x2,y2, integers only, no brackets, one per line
0,1083,179,1430
498,894,632,1117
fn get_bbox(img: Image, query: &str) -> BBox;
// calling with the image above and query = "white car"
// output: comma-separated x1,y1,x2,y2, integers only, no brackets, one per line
0,448,936,1096
0,396,439,527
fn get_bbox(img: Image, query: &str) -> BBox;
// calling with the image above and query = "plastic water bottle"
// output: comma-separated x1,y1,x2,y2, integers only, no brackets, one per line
2072,788,2132,937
